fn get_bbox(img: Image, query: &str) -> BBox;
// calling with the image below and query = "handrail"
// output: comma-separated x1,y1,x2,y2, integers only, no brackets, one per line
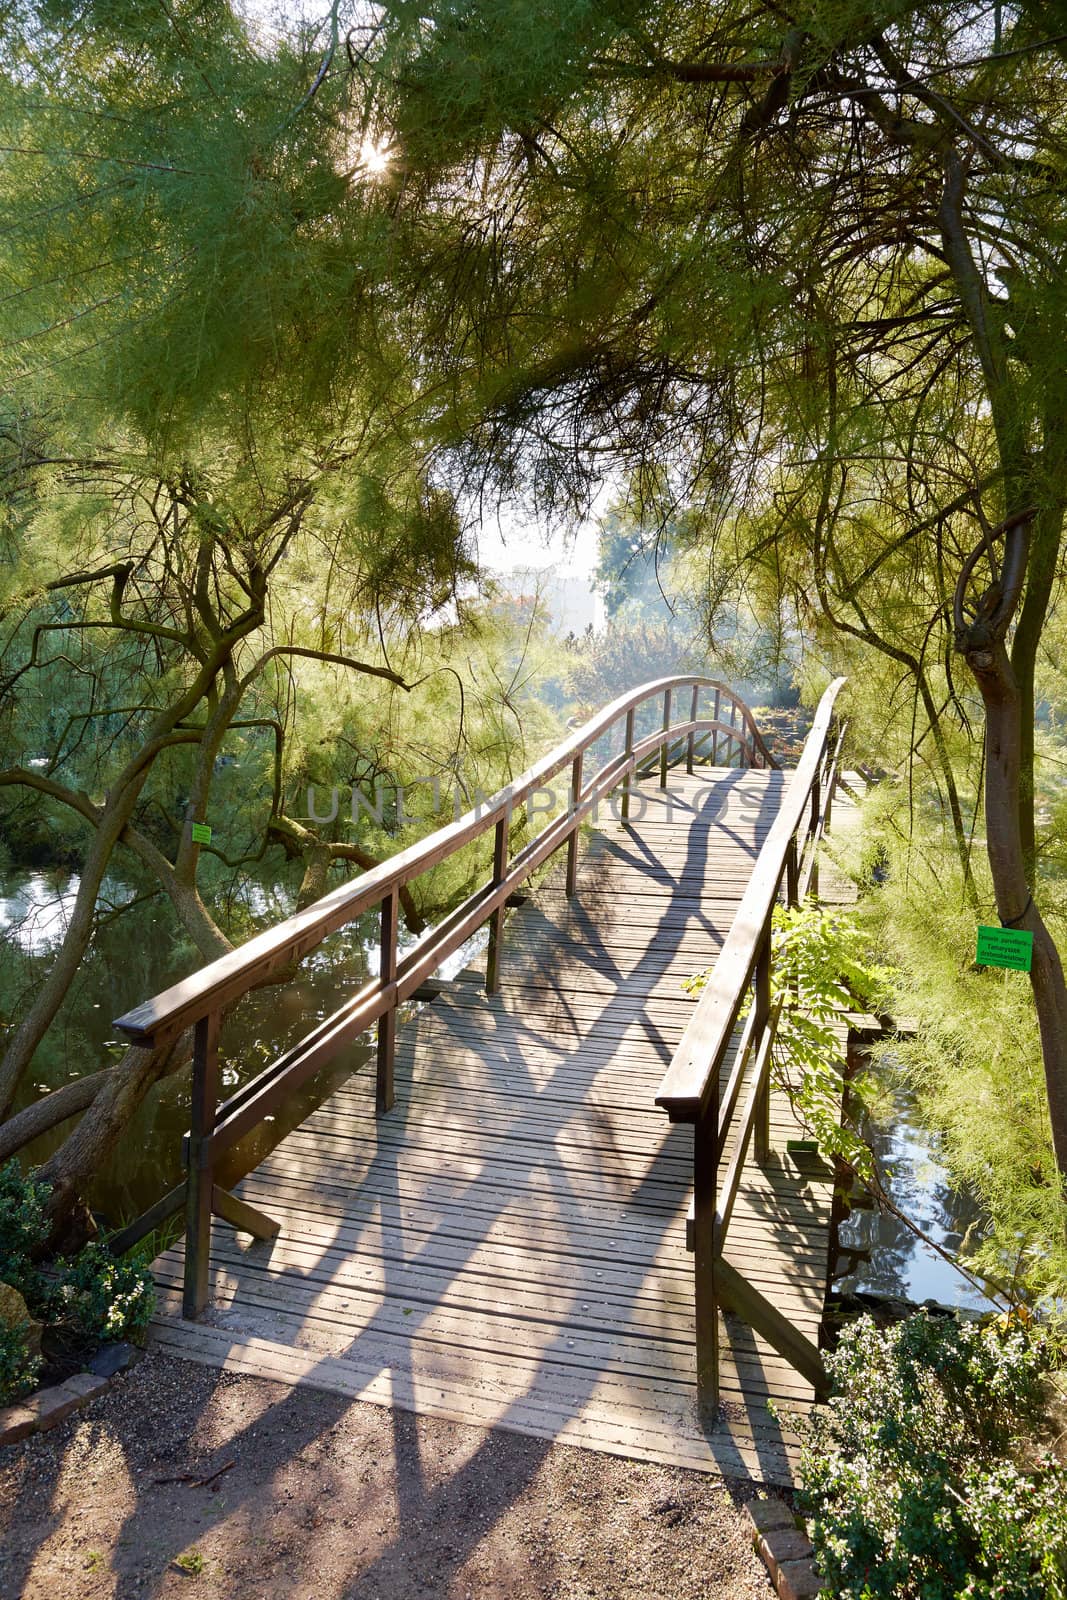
652,676,849,1416
655,677,847,1123
114,673,780,1317
115,676,773,1049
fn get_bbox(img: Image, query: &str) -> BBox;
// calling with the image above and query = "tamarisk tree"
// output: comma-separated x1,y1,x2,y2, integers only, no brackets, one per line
0,414,481,1243
343,0,1067,1180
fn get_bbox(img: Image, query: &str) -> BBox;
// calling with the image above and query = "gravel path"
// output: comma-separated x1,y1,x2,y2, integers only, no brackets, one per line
0,1351,778,1600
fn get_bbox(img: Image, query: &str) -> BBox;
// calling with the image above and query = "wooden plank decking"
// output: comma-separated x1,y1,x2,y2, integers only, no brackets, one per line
152,766,837,1485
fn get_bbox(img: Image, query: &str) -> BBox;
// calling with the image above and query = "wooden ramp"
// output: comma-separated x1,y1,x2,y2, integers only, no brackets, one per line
152,767,835,1486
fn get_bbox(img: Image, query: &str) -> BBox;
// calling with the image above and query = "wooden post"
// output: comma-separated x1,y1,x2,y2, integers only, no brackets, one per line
711,689,721,766
809,775,821,899
824,746,837,832
686,684,699,774
376,887,398,1115
183,1010,221,1319
692,1108,720,1419
486,813,509,992
753,924,772,1165
659,689,671,789
786,836,799,908
565,752,583,898
621,708,636,820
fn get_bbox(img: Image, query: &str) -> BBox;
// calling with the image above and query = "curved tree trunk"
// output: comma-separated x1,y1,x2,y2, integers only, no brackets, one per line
0,773,152,1118
37,1031,194,1251
960,637,1067,1179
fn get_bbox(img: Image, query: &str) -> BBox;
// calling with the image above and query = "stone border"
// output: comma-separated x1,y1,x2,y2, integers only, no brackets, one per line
745,1497,824,1600
0,1345,140,1448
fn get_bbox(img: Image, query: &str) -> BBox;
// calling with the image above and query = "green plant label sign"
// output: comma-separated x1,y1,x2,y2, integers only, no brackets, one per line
976,925,1033,972
190,822,212,844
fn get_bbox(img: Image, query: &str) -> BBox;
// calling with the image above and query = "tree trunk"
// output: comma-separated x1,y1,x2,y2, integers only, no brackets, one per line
962,636,1067,1179
0,775,149,1117
36,1031,193,1250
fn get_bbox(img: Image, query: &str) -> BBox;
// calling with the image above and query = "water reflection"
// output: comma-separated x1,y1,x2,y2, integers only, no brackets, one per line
1,868,485,1230
837,1075,991,1312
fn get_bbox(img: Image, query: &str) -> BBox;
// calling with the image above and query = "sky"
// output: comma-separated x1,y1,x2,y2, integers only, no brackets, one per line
476,507,600,580
231,0,609,587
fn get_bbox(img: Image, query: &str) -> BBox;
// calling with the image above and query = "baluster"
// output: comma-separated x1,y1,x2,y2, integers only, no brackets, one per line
566,751,583,897
621,707,636,820
659,688,671,789
486,813,509,992
686,683,699,774
786,836,800,908
183,1010,221,1319
753,923,772,1165
692,1107,720,1418
711,688,721,766
376,887,398,1115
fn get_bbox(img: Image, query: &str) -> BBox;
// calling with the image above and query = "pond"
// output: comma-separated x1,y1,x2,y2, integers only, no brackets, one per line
835,1069,993,1314
0,867,485,1231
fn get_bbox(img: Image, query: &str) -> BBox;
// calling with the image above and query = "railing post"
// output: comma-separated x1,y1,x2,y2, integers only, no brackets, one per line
686,683,699,774
183,1010,221,1320
729,699,738,766
786,836,799,908
711,688,721,766
824,735,838,832
753,922,772,1165
621,708,636,820
376,887,398,1115
693,1108,719,1419
809,773,821,898
486,812,509,992
566,751,583,897
660,688,671,789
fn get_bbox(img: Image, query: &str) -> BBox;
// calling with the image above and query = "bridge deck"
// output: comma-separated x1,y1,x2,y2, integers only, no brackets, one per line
152,767,837,1485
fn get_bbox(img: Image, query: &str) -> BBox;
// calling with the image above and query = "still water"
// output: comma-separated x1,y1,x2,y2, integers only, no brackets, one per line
836,1075,993,1313
1,868,483,1229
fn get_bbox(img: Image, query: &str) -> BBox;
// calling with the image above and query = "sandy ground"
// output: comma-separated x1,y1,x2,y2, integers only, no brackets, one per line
0,1352,778,1600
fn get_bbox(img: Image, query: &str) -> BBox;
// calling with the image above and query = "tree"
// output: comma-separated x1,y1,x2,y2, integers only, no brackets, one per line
336,0,1067,1181
5,0,1067,1196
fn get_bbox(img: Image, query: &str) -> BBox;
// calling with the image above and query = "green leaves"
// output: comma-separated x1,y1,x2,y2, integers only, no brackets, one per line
0,1161,155,1355
797,1312,1067,1600
686,901,890,1177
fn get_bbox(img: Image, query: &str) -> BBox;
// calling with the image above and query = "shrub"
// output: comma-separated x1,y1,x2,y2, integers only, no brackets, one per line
797,1312,1067,1599
0,1161,50,1302
0,1161,156,1360
48,1242,155,1346
0,1319,42,1407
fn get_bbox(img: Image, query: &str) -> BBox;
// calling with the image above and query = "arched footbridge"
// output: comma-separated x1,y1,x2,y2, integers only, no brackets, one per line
116,676,850,1486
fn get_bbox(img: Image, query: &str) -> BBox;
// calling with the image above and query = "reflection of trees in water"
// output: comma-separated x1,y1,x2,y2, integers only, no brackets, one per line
837,1090,989,1310
2,866,384,1225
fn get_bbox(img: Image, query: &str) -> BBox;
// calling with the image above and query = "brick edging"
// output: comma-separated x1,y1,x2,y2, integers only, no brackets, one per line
745,1497,824,1600
0,1347,141,1447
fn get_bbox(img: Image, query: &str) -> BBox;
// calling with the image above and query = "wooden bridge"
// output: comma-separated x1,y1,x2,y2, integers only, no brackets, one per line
116,677,849,1485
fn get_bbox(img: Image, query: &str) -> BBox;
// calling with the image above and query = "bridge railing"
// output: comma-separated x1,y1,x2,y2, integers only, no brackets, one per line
114,674,776,1317
655,677,848,1413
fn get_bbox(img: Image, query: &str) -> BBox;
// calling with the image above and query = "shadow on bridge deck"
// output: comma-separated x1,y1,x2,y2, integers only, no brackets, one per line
152,767,836,1488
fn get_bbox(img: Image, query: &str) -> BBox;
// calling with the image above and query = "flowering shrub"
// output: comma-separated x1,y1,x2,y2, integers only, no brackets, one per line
0,1161,155,1369
797,1312,1067,1599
